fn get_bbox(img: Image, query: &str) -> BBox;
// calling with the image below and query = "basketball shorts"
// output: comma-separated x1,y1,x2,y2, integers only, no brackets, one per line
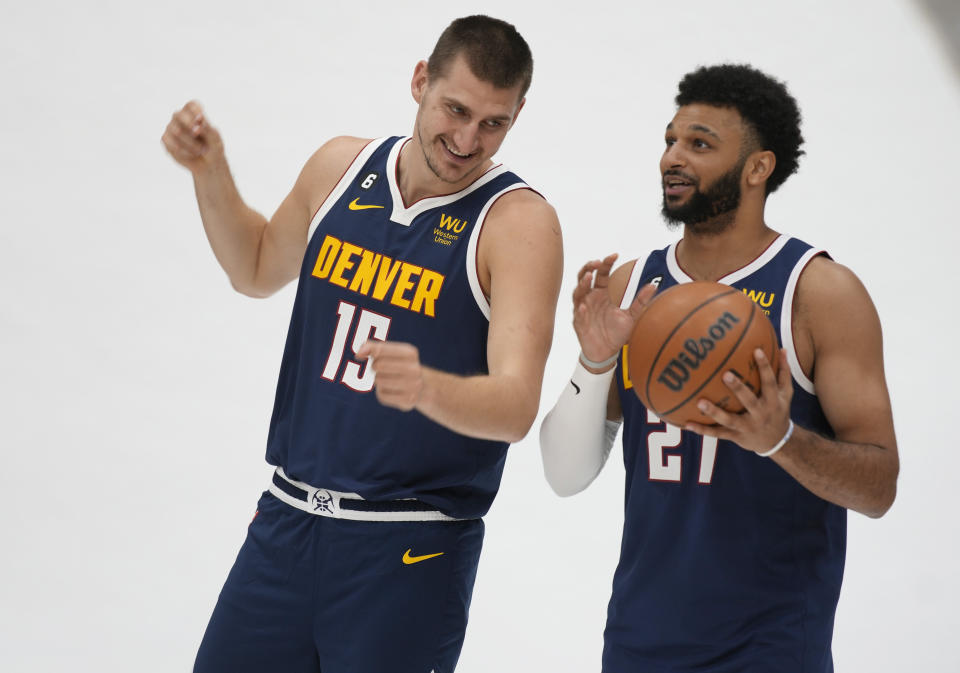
193,475,484,673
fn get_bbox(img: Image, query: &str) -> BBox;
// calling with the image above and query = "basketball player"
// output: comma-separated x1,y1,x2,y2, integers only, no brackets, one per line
162,16,562,673
539,64,898,671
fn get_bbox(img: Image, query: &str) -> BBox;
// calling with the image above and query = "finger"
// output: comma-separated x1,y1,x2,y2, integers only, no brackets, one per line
172,107,204,137
753,349,778,398
626,282,658,320
572,301,591,331
684,421,728,440
184,99,204,119
576,260,601,282
572,266,597,304
593,253,619,289
182,100,206,132
355,340,381,360
696,398,741,430
367,360,419,380
365,341,419,367
722,370,761,413
372,382,418,409
166,112,208,151
162,127,205,159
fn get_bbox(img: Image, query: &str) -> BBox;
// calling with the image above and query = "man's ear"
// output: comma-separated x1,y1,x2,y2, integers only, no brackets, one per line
745,150,776,188
411,60,429,104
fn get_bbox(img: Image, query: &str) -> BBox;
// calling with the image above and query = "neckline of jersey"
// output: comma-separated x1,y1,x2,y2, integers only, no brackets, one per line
386,137,508,225
666,234,790,285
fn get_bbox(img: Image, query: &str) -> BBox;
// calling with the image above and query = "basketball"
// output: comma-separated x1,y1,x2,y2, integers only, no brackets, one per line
626,281,780,427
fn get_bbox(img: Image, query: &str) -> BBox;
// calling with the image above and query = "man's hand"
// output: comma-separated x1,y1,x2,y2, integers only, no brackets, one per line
356,340,424,411
573,254,655,370
686,348,794,454
161,100,224,174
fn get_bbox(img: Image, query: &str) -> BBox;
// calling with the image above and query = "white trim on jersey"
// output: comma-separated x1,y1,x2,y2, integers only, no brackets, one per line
619,254,651,310
665,234,791,285
464,183,531,320
385,137,513,226
781,247,824,395
306,137,391,242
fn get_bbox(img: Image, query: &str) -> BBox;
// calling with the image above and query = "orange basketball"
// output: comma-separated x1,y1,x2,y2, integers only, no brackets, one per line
626,281,779,427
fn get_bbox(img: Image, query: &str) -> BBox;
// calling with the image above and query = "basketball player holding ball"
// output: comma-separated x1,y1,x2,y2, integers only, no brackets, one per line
540,64,898,672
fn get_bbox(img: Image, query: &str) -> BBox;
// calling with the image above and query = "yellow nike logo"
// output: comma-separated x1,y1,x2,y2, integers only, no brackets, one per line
402,548,444,565
348,197,384,211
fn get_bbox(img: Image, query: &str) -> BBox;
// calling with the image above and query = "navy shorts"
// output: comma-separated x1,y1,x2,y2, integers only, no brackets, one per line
194,491,484,673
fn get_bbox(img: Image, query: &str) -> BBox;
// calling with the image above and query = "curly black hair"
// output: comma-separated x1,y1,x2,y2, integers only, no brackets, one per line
676,64,804,194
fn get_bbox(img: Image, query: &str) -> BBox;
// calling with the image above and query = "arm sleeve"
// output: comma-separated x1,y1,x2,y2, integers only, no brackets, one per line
539,359,622,497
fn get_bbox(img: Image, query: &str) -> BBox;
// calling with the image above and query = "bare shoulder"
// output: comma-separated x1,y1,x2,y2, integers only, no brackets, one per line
484,187,561,237
796,255,877,320
481,188,562,267
313,135,373,164
477,188,562,296
295,136,374,210
796,254,882,352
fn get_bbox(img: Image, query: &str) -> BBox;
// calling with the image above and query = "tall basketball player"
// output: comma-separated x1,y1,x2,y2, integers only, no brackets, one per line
162,16,562,673
540,64,898,671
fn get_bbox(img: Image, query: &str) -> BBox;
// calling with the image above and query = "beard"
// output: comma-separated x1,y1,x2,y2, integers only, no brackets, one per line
415,114,478,185
661,159,744,235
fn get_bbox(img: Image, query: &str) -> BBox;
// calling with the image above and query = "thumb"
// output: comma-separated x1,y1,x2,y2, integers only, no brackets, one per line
626,282,658,321
355,340,378,360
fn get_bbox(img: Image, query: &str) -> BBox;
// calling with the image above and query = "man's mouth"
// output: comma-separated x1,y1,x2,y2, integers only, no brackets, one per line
441,138,474,161
663,172,695,197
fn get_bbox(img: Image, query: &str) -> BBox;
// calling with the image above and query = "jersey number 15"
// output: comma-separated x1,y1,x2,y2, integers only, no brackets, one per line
321,300,391,391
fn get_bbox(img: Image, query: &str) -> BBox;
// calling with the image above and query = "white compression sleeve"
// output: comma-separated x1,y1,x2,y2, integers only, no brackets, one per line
539,360,622,496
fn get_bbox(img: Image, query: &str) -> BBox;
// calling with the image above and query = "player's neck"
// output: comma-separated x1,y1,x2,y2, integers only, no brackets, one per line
678,207,778,281
396,137,491,204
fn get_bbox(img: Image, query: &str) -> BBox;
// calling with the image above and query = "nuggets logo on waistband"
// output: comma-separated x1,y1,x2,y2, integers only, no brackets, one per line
311,235,445,317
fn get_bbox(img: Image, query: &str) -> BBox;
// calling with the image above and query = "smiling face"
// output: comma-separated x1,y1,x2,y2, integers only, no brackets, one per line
411,54,525,187
660,104,753,233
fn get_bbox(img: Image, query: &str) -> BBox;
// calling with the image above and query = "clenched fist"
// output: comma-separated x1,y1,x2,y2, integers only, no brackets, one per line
161,100,224,173
355,340,425,412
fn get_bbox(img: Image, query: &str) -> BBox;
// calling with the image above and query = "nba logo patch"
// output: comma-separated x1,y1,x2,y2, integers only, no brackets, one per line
312,489,335,514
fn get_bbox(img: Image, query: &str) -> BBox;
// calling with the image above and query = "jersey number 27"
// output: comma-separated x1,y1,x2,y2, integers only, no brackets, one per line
646,409,718,484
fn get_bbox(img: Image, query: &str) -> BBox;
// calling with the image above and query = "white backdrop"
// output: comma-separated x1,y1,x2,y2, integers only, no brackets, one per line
2,0,958,670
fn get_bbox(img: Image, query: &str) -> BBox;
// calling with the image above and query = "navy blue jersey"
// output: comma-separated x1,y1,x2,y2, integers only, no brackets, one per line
605,236,846,672
265,136,532,520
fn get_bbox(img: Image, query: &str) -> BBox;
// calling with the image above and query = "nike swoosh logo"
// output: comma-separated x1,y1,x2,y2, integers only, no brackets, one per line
348,197,384,211
571,381,581,394
402,548,444,565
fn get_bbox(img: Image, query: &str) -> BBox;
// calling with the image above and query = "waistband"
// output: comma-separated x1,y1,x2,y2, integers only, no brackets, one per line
267,467,466,522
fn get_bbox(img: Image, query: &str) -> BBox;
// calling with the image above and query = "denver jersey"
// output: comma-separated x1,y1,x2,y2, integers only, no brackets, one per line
265,136,532,520
605,236,846,673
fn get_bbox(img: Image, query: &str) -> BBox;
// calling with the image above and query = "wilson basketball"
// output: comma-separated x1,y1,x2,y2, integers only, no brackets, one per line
626,281,779,427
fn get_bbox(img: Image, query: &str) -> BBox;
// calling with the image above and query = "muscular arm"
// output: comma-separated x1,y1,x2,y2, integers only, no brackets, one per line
771,258,899,517
691,256,899,518
360,190,564,442
162,101,367,297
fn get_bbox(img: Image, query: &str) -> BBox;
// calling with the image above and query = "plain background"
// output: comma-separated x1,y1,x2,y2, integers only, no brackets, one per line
3,0,958,670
